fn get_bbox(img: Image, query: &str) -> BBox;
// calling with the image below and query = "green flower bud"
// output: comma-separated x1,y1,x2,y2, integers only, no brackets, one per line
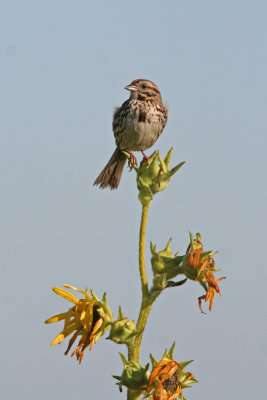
107,307,138,345
113,354,150,392
153,273,168,290
124,148,185,205
151,239,182,274
150,239,185,292
150,242,166,274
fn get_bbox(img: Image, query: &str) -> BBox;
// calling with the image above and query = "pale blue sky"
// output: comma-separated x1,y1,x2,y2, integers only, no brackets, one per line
1,1,266,399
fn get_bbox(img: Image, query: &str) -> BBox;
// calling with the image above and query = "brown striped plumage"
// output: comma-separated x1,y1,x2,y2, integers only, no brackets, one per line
94,79,168,190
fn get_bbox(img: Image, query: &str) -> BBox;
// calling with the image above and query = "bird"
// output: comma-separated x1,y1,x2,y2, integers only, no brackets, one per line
94,79,168,189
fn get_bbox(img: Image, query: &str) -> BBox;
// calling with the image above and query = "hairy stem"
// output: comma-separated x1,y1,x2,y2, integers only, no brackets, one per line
127,202,152,400
134,202,151,360
138,203,150,296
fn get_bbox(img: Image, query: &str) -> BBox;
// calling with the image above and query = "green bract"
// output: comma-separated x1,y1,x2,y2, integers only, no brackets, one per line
150,239,185,291
124,148,185,205
107,307,138,345
113,354,150,392
90,290,114,338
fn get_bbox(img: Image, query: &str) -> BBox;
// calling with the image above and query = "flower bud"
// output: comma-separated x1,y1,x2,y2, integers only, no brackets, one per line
113,354,150,392
124,148,185,205
150,239,184,291
153,273,168,290
107,307,138,345
150,243,166,274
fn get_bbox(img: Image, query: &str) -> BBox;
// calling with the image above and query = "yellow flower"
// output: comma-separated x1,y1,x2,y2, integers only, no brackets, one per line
45,284,112,363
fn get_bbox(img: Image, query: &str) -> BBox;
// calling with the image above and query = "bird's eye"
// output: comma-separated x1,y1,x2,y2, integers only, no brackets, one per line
141,83,146,89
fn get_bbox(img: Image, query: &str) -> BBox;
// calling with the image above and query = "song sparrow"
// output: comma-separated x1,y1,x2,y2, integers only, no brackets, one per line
94,79,168,189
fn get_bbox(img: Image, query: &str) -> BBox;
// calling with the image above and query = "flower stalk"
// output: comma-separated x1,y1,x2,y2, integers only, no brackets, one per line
129,201,163,366
127,201,153,400
139,203,150,296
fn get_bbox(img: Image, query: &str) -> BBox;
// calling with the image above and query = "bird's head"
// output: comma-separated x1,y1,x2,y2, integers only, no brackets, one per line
125,79,163,104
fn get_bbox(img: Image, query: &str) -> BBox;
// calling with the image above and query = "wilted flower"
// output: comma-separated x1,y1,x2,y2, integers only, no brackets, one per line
45,284,113,363
184,233,226,313
144,343,197,400
198,270,226,313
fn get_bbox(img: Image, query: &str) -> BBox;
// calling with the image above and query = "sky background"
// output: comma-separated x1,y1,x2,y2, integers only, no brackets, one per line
1,1,266,399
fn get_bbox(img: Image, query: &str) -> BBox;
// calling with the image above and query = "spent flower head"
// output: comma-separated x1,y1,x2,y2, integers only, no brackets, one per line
183,233,226,313
45,284,113,363
144,343,197,400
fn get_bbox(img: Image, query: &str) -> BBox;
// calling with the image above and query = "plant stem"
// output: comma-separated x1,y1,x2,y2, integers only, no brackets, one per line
134,202,151,360
127,390,140,400
138,203,150,297
127,202,152,400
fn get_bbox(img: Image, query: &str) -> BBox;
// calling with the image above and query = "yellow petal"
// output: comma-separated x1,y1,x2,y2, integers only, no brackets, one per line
63,309,76,329
63,284,91,301
76,299,86,314
90,317,103,337
80,309,86,321
52,287,79,304
82,303,94,331
50,323,79,346
45,312,68,324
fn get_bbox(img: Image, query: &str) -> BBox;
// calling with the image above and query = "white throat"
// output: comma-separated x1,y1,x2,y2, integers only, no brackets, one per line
129,91,138,100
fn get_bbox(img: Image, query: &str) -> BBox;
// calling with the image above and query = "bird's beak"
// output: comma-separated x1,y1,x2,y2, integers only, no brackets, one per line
125,84,137,92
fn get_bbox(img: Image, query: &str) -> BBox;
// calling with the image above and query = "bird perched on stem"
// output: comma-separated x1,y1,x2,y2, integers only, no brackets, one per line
94,79,168,190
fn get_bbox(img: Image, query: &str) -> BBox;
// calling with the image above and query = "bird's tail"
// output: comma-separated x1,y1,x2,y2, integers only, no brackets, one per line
93,147,127,190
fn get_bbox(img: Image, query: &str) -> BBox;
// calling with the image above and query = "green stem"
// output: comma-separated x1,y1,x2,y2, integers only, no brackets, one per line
138,203,150,297
127,202,153,400
127,390,141,400
126,200,183,399
134,202,151,361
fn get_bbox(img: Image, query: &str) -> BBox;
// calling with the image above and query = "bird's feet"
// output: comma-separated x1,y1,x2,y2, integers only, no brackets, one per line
126,151,138,171
140,151,149,168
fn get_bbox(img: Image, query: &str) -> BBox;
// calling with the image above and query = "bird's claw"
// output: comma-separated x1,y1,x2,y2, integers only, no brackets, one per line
140,151,149,168
126,151,138,171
